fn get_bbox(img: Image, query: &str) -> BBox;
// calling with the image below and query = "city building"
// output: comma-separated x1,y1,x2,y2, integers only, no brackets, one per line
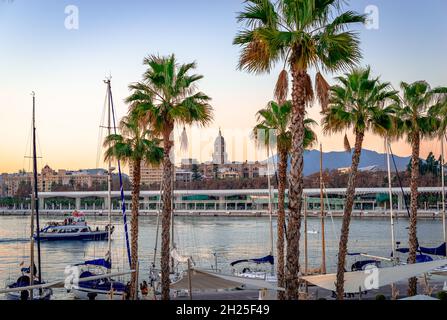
130,162,193,185
212,128,228,165
2,165,108,196
130,163,164,185
134,129,270,185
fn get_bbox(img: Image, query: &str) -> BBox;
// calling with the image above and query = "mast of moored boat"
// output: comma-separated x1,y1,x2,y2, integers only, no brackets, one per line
386,137,398,298
267,144,274,258
32,92,43,286
29,189,35,297
386,137,396,260
105,79,113,273
441,134,446,255
171,165,175,272
304,196,308,275
319,144,326,274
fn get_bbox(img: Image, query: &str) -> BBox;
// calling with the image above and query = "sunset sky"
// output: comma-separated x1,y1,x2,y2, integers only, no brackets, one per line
1,0,446,174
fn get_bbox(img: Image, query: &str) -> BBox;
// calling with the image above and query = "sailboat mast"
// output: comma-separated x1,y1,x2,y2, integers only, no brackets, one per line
106,79,113,272
266,144,274,256
441,135,446,253
320,144,326,274
171,164,175,272
386,137,396,260
29,190,35,296
304,196,308,275
32,92,42,285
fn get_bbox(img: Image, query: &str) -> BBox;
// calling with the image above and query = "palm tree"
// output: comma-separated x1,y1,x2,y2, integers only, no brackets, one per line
395,81,447,296
234,0,364,299
104,113,163,300
322,67,399,299
253,100,317,300
126,54,213,300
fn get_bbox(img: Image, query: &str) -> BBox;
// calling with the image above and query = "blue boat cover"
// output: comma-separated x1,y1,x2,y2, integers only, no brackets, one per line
419,243,446,257
416,254,433,263
230,255,274,267
82,259,112,269
393,243,446,257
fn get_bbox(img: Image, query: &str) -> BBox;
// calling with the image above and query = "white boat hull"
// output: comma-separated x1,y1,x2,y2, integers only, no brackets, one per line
71,286,124,300
6,288,52,300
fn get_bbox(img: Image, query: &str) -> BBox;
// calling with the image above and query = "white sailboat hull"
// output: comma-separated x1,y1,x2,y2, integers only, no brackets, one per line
71,286,124,300
6,288,52,300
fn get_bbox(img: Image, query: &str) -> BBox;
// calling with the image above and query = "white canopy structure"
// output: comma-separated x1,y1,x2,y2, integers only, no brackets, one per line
170,269,284,292
400,295,439,300
302,260,447,293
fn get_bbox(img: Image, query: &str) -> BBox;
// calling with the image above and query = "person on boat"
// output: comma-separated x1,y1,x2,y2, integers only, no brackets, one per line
123,282,131,300
20,290,29,300
140,281,148,298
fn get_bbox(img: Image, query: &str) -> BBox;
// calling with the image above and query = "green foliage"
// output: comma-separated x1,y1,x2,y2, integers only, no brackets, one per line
437,291,447,300
375,294,386,300
191,164,202,182
395,81,447,143
253,101,317,152
126,54,213,136
406,151,443,177
104,112,163,168
322,66,399,137
233,0,365,74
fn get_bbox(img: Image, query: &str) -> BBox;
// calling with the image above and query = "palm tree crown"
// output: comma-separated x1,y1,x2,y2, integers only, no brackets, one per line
253,100,317,151
397,81,447,142
322,67,399,137
104,113,164,166
126,54,213,133
234,0,365,105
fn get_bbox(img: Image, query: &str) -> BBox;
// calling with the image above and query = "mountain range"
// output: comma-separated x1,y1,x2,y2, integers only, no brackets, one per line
269,149,411,176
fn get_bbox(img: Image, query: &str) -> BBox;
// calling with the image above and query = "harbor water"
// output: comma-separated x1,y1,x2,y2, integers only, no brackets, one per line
0,215,445,299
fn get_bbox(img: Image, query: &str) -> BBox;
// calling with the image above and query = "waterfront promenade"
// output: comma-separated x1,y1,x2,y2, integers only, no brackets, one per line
1,187,446,218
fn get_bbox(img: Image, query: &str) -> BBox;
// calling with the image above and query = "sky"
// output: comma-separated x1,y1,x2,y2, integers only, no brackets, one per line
0,0,446,173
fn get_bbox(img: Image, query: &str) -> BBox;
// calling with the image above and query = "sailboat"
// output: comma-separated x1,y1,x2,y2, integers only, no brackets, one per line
69,79,129,300
230,143,276,283
4,92,53,300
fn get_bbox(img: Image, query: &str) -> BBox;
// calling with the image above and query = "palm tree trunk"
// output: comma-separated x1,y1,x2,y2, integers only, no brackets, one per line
285,68,307,300
335,131,364,300
161,124,174,301
277,148,287,300
408,131,420,296
129,159,141,300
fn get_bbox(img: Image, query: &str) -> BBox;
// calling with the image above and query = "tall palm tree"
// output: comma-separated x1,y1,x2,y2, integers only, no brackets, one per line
322,67,399,299
126,54,213,300
234,0,364,299
254,100,316,300
104,113,163,300
395,81,447,296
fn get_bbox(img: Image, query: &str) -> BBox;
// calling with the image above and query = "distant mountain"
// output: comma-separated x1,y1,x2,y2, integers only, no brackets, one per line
268,149,411,176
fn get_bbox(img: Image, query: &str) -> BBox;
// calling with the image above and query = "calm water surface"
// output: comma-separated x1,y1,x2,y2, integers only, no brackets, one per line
0,215,444,299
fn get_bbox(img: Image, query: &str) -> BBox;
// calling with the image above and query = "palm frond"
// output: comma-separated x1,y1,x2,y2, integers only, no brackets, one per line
275,69,289,104
343,133,351,152
315,72,330,112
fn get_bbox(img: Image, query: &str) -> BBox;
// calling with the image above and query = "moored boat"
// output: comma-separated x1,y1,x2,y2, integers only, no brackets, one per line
36,211,113,241
69,259,127,300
